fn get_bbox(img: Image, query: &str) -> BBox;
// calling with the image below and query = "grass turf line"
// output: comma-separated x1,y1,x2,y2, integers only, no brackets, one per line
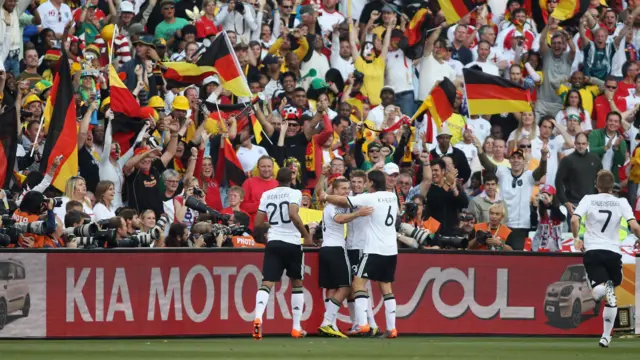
1,337,639,359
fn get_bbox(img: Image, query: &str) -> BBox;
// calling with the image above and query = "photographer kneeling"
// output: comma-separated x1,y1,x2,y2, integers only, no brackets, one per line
468,204,513,251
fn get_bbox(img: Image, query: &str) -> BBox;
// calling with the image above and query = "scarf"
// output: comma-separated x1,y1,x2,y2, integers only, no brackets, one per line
305,137,334,175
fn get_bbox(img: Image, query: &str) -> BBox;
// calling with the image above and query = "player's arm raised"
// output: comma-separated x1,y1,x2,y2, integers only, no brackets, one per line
289,203,312,246
334,206,374,224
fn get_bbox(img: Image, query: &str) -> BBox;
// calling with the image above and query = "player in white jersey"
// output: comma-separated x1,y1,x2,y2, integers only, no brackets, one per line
252,168,312,340
344,170,380,335
571,170,640,348
317,177,373,338
320,170,400,338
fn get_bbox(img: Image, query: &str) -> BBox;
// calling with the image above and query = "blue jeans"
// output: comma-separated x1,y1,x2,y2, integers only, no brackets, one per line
395,91,416,116
3,52,20,77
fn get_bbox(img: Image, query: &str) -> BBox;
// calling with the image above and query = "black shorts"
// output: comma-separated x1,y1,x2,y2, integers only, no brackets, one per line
318,247,351,289
583,249,623,287
347,249,363,277
355,253,397,283
262,240,304,282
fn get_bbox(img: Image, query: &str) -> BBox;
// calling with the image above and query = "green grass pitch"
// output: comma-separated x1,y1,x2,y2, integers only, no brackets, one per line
2,337,639,359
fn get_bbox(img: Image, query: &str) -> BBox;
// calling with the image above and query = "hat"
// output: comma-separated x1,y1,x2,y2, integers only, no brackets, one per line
133,35,156,48
381,4,396,13
383,163,400,175
436,125,452,138
100,97,111,112
23,94,43,108
70,62,82,76
301,189,312,198
282,105,302,121
367,141,382,151
153,38,167,48
262,54,279,65
160,0,176,7
148,96,166,109
540,184,556,196
172,95,190,111
35,80,52,94
84,44,100,57
81,69,100,78
203,75,220,86
567,114,581,122
509,148,525,158
380,85,395,95
299,4,314,16
119,1,135,13
43,49,61,62
310,78,329,90
128,23,145,36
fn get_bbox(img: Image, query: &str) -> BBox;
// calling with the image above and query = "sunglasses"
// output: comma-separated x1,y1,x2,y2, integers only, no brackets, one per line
519,144,532,149
459,214,474,221
282,5,293,9
368,149,380,153
606,85,617,90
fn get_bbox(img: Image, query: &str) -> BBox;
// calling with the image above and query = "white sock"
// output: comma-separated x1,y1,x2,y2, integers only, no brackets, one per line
354,293,369,327
331,300,339,328
347,299,356,329
291,288,304,331
368,296,378,328
384,295,396,331
602,306,617,340
593,284,606,301
254,286,270,321
322,298,340,327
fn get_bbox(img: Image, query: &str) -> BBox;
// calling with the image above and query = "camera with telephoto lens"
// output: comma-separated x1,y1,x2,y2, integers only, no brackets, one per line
398,222,432,248
432,234,469,249
202,224,248,247
44,197,63,208
118,232,153,247
193,188,204,198
0,221,51,247
64,222,99,237
148,214,169,240
475,230,490,246
185,196,231,223
1,214,15,226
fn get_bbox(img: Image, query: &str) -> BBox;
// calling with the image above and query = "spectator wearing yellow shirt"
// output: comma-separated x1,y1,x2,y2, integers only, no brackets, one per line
556,70,602,117
349,17,394,106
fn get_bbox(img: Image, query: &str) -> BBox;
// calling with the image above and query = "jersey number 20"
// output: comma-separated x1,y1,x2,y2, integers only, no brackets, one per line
267,202,291,225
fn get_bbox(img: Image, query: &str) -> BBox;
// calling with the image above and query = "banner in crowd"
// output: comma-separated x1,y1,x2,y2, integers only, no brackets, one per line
0,251,637,338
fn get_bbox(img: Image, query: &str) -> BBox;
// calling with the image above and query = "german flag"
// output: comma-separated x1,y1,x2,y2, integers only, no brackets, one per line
109,64,142,119
551,0,590,21
463,68,532,115
39,52,78,191
0,106,18,188
163,33,251,97
404,8,430,47
212,136,246,186
250,114,263,144
412,77,457,127
438,0,478,24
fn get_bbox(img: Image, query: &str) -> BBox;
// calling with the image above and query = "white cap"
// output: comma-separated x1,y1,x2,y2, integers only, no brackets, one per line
120,1,135,13
383,163,400,175
203,75,220,86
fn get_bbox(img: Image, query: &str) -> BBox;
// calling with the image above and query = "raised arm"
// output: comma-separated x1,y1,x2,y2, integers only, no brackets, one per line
379,17,395,60
77,100,99,148
424,23,444,57
348,18,360,61
532,145,549,182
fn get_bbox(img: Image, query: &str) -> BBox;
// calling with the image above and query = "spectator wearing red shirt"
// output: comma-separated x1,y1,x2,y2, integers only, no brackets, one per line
194,144,223,211
593,76,626,129
195,0,223,39
241,156,278,226
615,61,639,99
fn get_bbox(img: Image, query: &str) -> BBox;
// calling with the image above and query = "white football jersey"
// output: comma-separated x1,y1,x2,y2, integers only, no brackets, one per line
347,191,399,256
574,193,635,254
258,187,303,245
321,204,347,248
346,207,367,250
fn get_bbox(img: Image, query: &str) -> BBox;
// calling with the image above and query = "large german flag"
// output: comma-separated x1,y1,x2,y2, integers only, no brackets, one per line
0,106,18,188
463,68,532,115
404,8,430,47
109,64,142,119
39,52,78,191
412,78,457,128
163,33,251,97
438,0,478,24
212,135,246,186
551,0,590,21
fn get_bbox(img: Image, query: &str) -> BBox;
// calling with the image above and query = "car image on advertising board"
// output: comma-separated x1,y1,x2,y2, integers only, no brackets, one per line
544,264,600,328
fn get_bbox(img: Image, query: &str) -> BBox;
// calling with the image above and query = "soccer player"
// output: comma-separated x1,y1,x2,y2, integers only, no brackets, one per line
320,170,400,338
571,170,640,348
317,176,373,338
252,168,313,340
345,170,380,335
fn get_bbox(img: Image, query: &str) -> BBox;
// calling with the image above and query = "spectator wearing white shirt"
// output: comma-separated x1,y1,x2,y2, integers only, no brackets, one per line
465,116,491,144
330,23,354,82
367,86,396,129
555,89,593,132
93,181,117,221
1,0,34,76
531,117,575,186
624,74,640,112
37,0,73,38
444,45,464,77
464,41,500,76
385,29,415,116
236,125,269,173
317,0,345,37
418,25,456,102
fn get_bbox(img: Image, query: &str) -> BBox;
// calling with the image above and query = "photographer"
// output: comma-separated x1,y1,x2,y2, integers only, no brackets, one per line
9,191,57,248
468,204,514,251
531,185,567,252
165,223,205,248
108,216,130,242
118,208,143,236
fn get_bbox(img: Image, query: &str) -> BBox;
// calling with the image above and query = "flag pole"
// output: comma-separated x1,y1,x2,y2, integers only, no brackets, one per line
30,113,46,157
109,25,119,66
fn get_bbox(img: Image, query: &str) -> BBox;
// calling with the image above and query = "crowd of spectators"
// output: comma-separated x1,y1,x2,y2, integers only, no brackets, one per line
0,0,639,252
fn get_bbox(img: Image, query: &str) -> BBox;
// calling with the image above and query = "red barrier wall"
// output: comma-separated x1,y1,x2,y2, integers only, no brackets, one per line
0,250,613,338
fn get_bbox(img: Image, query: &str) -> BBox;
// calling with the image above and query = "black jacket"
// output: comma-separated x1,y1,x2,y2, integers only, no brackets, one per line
430,147,472,184
555,150,602,205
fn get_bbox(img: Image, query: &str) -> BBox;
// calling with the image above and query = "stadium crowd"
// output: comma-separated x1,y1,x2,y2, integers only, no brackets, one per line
0,0,639,252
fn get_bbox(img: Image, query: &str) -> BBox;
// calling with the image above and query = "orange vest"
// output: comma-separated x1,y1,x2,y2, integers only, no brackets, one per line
10,210,58,248
231,235,265,248
410,217,441,234
473,222,512,250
